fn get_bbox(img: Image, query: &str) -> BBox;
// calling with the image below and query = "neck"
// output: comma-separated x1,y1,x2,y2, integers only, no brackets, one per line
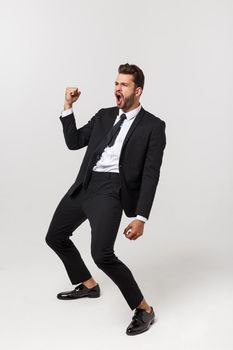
122,102,140,113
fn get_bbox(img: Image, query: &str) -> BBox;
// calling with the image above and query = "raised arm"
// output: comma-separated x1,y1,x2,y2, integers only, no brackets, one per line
59,87,97,150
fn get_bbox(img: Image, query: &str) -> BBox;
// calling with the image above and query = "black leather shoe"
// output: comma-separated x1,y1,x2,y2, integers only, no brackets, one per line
126,306,156,336
57,283,100,300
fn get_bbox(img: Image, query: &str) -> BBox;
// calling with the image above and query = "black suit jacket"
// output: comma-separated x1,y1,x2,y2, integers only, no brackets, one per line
59,106,166,220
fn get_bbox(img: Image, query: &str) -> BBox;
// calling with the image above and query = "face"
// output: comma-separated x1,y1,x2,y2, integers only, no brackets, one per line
114,73,142,112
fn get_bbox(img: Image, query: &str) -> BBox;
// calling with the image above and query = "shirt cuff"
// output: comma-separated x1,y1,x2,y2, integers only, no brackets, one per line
136,215,147,223
61,108,73,117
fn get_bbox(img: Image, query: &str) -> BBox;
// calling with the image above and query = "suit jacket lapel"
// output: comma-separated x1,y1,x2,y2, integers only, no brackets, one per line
121,107,145,152
105,107,119,131
93,107,118,147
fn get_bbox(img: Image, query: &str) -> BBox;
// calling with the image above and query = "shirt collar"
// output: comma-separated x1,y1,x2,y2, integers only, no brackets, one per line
119,104,142,121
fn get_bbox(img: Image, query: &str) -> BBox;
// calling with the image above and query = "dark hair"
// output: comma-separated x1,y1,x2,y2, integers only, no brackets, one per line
118,63,145,89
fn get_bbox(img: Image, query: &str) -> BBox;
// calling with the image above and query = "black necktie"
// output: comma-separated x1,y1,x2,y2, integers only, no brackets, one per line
106,113,127,147
83,113,127,188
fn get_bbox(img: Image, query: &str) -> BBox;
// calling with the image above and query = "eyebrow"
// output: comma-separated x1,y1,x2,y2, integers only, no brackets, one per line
115,81,128,86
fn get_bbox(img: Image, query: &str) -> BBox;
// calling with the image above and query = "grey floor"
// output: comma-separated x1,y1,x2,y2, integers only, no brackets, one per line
1,234,232,350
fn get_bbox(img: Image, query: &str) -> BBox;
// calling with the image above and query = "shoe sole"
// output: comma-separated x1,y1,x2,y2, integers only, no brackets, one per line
57,294,100,300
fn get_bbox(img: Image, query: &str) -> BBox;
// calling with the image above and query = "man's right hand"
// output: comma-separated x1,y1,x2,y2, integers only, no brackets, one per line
64,87,81,110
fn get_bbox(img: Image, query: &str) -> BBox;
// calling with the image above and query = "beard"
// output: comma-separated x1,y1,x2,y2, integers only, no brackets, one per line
116,91,135,110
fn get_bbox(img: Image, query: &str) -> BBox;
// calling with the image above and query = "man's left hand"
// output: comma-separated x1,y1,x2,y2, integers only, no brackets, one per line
123,220,145,240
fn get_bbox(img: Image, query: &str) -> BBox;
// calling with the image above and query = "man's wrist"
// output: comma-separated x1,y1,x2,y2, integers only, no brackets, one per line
61,107,73,118
136,215,147,223
64,103,73,110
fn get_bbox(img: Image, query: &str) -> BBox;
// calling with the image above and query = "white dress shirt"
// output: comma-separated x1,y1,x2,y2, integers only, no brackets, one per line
61,106,147,223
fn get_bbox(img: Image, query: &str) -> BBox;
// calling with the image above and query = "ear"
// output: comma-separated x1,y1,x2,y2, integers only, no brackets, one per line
135,86,142,97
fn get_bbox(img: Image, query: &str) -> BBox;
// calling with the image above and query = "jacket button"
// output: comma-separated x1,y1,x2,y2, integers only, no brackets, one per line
119,164,122,168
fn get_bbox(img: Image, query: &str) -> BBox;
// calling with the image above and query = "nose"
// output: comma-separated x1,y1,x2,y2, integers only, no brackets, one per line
115,85,122,93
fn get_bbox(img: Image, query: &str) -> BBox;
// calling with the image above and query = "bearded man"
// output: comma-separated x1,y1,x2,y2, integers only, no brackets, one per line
45,63,166,335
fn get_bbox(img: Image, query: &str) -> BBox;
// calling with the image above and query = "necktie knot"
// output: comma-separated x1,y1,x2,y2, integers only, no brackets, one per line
120,113,127,121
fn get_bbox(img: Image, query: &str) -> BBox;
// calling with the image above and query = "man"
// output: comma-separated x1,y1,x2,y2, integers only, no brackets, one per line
45,63,166,335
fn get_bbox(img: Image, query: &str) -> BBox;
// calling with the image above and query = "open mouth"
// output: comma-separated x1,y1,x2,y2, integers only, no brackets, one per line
115,92,123,105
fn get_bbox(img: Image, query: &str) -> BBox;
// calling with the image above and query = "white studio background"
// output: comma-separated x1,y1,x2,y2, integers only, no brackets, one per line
0,0,233,349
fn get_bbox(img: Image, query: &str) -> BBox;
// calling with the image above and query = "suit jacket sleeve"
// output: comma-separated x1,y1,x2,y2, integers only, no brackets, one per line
135,121,166,219
59,110,101,150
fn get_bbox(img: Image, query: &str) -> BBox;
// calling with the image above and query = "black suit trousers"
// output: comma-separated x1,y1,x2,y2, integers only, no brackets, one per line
45,171,144,310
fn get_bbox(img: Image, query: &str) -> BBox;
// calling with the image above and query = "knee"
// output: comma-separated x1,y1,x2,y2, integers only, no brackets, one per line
45,228,62,248
91,253,103,267
91,249,115,268
45,231,55,247
45,232,71,251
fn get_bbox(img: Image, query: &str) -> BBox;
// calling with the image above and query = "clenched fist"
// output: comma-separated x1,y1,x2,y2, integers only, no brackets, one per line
123,219,145,240
64,87,81,109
